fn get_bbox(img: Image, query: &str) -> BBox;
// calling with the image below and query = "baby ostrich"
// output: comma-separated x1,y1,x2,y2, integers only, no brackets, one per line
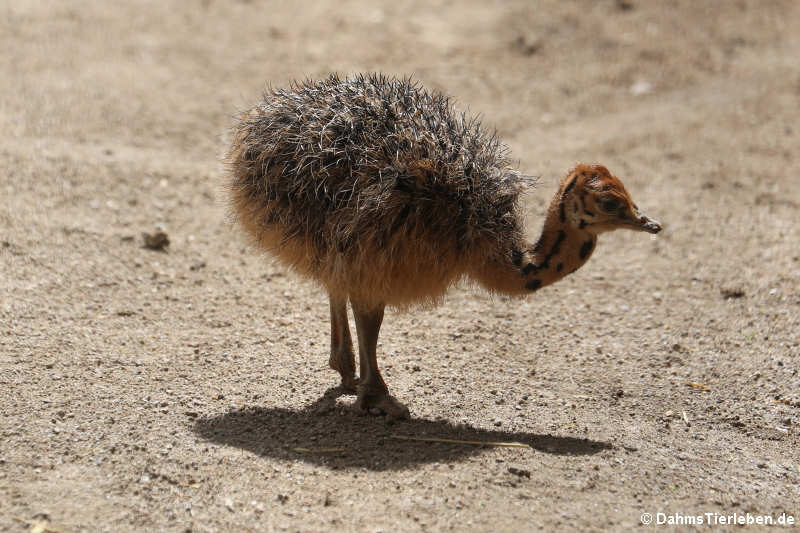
227,74,661,419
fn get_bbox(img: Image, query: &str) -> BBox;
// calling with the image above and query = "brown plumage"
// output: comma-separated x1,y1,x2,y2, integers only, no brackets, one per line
228,73,527,308
227,73,661,418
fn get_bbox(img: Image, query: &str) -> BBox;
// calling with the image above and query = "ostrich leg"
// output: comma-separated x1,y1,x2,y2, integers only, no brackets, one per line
328,294,357,391
350,300,410,419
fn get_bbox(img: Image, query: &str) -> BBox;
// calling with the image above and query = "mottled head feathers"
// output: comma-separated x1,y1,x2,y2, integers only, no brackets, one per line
556,164,662,235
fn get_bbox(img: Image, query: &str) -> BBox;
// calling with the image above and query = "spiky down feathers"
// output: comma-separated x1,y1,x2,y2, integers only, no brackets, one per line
227,73,530,307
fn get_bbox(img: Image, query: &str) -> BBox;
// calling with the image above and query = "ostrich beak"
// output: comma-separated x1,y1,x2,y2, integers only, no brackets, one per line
634,210,662,234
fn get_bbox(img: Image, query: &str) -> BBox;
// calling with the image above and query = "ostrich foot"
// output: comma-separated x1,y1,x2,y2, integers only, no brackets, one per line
353,387,410,419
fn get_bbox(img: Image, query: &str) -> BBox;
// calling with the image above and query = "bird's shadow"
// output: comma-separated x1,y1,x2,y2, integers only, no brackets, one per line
192,388,612,470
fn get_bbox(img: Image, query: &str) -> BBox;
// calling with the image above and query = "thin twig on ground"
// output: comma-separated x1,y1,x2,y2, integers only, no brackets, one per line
391,435,531,449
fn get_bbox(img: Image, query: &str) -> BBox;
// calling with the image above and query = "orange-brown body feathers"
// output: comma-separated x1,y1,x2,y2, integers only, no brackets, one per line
228,73,529,308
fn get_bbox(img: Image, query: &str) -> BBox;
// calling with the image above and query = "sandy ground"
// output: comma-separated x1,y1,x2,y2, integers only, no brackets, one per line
2,1,799,531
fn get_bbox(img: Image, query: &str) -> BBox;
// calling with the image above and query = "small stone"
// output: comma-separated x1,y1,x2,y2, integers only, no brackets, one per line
630,80,653,96
508,467,531,478
493,419,503,427
142,231,170,251
721,287,745,299
224,498,234,511
665,410,674,417
512,35,541,56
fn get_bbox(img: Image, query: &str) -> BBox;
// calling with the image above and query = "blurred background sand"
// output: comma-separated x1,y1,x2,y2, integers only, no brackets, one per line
2,1,798,531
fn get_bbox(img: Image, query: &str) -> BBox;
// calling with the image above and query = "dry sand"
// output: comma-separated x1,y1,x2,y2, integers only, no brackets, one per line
2,1,799,531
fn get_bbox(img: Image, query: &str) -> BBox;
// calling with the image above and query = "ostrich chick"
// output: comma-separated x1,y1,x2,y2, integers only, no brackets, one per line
227,74,661,419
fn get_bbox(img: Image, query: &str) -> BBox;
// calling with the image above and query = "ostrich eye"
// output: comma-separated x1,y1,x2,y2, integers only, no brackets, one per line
598,197,621,213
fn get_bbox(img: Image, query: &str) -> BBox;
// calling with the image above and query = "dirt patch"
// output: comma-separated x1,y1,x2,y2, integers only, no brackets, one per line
2,1,798,531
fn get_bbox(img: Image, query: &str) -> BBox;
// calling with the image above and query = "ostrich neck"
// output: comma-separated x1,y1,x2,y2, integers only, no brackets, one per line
471,202,598,295
518,206,597,292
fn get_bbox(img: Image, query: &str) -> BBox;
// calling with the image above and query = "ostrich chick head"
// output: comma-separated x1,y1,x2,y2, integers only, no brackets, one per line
562,164,662,235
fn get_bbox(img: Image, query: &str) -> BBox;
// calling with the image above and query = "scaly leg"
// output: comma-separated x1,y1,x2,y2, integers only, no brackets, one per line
328,294,358,391
351,299,409,419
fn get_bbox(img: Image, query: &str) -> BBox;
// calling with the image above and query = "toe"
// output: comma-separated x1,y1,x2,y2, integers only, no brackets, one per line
370,394,409,419
353,386,410,419
378,395,410,419
352,391,409,419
